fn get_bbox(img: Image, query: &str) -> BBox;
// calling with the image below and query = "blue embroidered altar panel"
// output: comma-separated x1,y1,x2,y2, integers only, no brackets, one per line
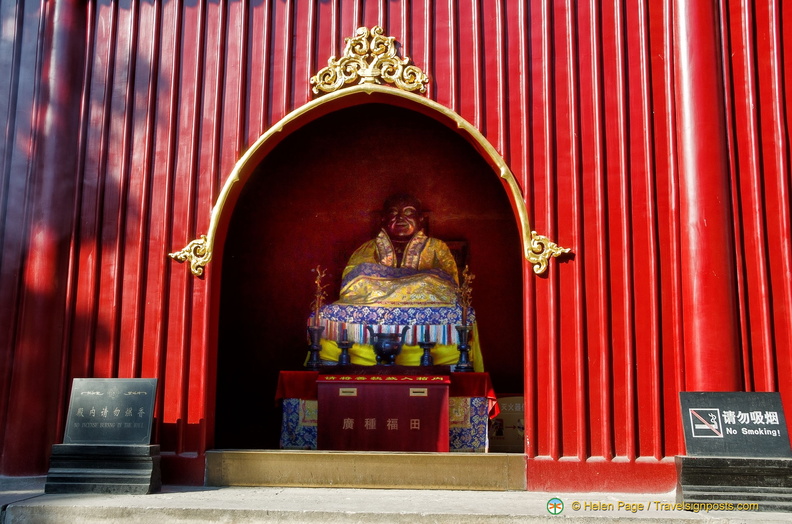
280,398,317,450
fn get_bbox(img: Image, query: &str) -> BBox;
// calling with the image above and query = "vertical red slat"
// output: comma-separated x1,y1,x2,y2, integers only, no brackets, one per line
603,0,637,460
142,0,181,447
775,0,792,432
656,0,685,458
578,0,613,460
546,0,562,461
756,0,792,392
70,2,109,382
60,0,98,438
495,0,508,157
201,0,225,212
616,0,637,461
529,0,561,460
268,1,291,124
433,0,457,111
119,0,153,380
93,0,121,379
352,0,363,28
184,0,224,453
363,0,383,27
224,0,247,167
513,0,530,191
112,0,137,378
553,0,581,459
132,0,162,382
479,0,506,154
628,0,662,459
108,0,137,378
397,0,408,51
339,0,358,42
524,0,539,461
721,0,754,393
314,1,335,94
103,0,136,379
674,0,742,392
456,0,478,128
163,0,205,452
248,0,272,137
472,0,484,131
0,1,21,166
0,5,28,379
515,0,535,458
418,0,433,100
726,0,773,392
4,0,86,474
292,1,314,112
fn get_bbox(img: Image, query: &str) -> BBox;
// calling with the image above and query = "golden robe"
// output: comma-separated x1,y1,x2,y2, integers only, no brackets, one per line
338,230,459,306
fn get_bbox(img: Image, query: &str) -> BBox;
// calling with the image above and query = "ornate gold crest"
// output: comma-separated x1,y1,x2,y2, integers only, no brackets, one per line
310,26,428,95
527,232,570,274
168,235,210,277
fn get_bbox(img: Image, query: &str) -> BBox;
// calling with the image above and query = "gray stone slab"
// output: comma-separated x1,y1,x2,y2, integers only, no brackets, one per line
0,476,45,508
3,484,792,523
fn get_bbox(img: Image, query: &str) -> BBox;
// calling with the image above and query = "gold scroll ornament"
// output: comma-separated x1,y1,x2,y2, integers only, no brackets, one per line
310,26,428,94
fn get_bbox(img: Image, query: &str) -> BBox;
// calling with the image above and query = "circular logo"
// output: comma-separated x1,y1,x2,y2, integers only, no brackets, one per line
547,497,564,515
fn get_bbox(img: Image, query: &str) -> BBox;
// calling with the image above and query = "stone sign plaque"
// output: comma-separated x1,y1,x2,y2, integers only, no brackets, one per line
680,392,792,458
63,378,157,445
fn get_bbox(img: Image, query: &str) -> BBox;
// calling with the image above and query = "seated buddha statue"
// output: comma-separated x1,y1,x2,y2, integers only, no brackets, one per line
312,194,483,370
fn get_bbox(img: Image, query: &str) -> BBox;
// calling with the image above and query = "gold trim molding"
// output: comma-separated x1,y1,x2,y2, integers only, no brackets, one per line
310,26,428,95
170,29,570,278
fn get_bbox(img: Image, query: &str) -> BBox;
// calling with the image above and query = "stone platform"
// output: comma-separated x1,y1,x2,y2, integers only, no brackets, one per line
2,476,790,523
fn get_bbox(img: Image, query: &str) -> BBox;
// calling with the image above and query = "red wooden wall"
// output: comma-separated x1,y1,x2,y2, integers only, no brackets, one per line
1,0,790,491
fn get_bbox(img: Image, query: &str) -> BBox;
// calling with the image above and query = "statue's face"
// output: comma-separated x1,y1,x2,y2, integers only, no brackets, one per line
384,198,422,240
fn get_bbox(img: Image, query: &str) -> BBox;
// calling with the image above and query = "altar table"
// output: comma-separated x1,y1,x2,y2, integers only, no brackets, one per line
318,374,450,452
276,370,498,452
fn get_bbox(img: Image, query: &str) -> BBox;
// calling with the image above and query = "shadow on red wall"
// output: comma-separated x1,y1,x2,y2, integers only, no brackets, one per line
215,103,524,449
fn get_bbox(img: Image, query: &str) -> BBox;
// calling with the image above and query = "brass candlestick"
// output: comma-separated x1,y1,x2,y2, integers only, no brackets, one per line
306,325,324,371
454,325,473,372
337,328,352,366
455,266,475,372
418,326,435,366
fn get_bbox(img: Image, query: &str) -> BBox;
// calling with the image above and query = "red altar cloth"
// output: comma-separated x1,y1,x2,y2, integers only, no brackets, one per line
275,370,318,401
449,373,499,417
276,370,498,416
317,374,450,452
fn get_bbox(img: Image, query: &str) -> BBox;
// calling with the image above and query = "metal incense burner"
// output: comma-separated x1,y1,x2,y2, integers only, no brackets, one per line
366,326,409,366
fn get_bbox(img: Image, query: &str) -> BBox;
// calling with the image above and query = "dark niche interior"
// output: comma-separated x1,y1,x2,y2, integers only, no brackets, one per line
215,103,524,449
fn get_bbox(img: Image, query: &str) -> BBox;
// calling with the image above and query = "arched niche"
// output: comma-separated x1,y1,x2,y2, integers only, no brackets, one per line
189,86,535,449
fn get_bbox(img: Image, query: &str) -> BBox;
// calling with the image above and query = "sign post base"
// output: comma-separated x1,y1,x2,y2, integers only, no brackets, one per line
45,444,161,494
675,455,792,512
